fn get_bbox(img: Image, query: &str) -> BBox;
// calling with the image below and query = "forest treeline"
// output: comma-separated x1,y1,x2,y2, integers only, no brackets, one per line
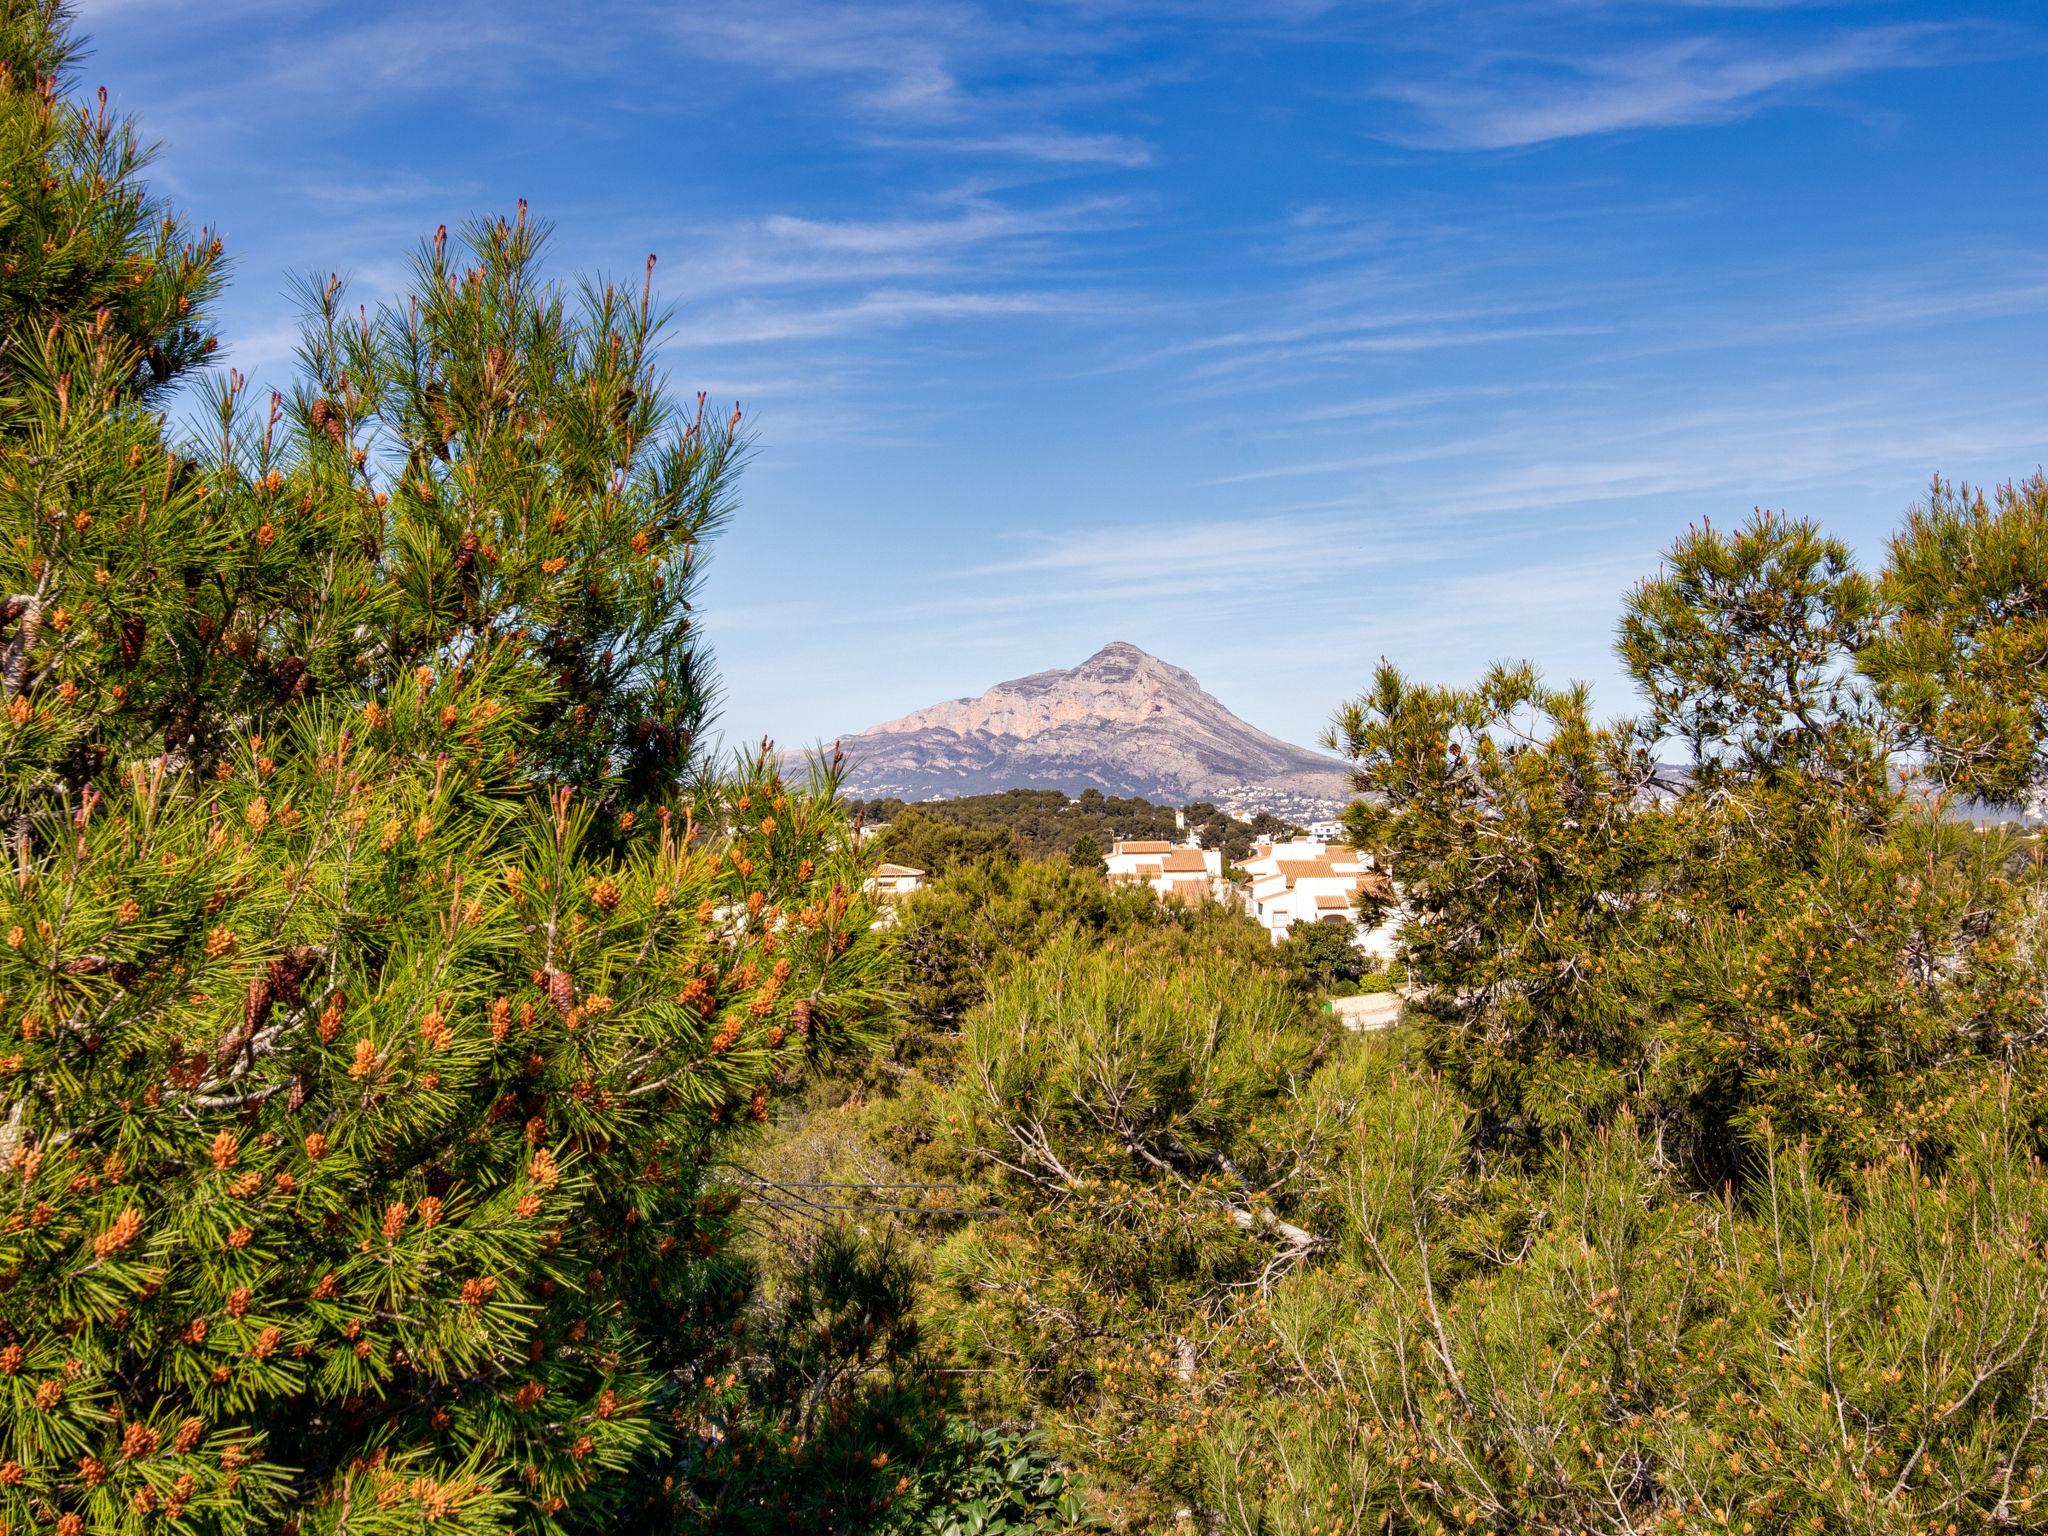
846,789,1302,874
4,4,2048,1533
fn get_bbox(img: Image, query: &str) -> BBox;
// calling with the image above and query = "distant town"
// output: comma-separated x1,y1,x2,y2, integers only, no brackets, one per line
856,789,1388,948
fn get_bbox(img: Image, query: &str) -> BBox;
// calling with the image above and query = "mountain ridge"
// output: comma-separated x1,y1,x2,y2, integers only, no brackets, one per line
830,642,1351,809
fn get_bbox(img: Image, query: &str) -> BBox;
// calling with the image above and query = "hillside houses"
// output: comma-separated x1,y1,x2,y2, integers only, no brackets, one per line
1103,832,1401,956
1105,838,1223,904
1235,838,1398,956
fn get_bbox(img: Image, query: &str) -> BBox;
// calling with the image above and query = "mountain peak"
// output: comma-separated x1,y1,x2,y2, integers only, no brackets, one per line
837,645,1348,808
1069,640,1181,686
1084,640,1153,663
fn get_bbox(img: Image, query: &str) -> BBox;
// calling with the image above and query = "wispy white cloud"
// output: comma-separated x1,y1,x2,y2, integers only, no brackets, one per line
290,171,477,212
968,512,1412,591
675,286,1109,346
1185,321,1613,384
1385,25,1951,149
654,191,1136,350
875,128,1155,167
674,3,993,120
754,196,1125,259
251,9,535,102
1296,383,1521,424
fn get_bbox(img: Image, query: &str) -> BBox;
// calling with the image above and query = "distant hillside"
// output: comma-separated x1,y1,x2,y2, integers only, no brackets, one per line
830,642,1351,808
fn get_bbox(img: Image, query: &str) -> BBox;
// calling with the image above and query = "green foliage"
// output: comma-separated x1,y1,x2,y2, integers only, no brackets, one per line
0,11,890,1530
854,790,1168,868
663,1229,1086,1535
1642,806,2042,1179
1352,962,1403,995
938,994,2048,1535
1211,1082,2048,1535
1334,662,1662,1153
849,790,1296,869
14,9,2048,1533
870,806,1021,879
1275,918,1368,998
281,206,740,814
897,1427,1091,1536
1618,509,1887,798
1334,513,2048,1183
0,2,225,427
931,934,1340,1527
1863,471,2048,807
889,857,1271,1035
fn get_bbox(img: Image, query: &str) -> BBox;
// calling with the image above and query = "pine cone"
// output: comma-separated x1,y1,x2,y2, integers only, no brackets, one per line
118,615,145,669
236,973,274,1043
269,946,317,1007
232,946,317,1052
544,967,575,1015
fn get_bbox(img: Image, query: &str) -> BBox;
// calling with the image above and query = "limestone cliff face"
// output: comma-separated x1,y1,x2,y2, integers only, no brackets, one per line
835,642,1351,805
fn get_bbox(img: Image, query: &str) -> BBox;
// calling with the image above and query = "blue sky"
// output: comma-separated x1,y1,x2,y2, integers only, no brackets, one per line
77,0,2048,758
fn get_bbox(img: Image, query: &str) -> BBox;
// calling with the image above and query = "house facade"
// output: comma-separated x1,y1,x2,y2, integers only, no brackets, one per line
1105,838,1223,904
1234,837,1399,956
864,863,927,900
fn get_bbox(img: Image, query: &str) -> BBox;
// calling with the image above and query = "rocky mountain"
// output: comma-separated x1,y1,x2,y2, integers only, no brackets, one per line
831,642,1352,808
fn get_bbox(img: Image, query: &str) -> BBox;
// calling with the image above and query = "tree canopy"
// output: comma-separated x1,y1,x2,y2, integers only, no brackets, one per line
0,11,886,1530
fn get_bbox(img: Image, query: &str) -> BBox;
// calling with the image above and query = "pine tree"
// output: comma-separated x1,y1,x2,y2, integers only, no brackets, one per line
1861,471,2048,809
0,7,885,1531
1335,514,2043,1181
1616,507,1889,807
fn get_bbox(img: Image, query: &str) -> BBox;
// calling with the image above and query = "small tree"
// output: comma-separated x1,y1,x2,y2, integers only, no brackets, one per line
941,934,1335,1521
869,805,1017,879
1333,661,1661,1151
1275,918,1365,997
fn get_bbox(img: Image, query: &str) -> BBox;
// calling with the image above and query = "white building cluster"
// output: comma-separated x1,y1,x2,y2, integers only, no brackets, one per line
1102,839,1224,904
1106,832,1400,956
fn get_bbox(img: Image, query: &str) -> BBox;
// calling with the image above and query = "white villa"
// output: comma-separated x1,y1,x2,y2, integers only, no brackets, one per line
864,863,927,900
1104,838,1223,905
1101,832,1401,956
1235,837,1399,957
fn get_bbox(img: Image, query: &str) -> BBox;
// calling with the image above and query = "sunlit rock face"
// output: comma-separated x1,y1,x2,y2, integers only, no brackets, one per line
835,642,1351,807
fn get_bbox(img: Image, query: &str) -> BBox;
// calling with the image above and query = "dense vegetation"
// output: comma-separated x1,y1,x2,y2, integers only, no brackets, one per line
850,789,1300,874
0,9,919,1531
8,4,2048,1532
802,490,2048,1533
